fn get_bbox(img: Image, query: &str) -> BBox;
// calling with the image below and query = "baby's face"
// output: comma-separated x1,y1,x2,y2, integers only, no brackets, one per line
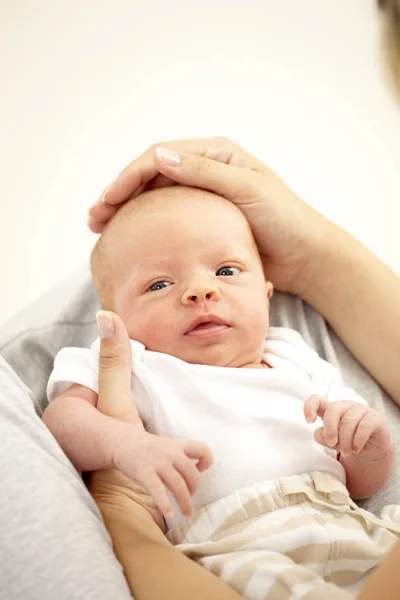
107,187,272,368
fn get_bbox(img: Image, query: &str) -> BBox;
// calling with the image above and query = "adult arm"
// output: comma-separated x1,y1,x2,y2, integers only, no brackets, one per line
357,540,400,600
88,137,400,405
303,225,400,408
90,469,243,600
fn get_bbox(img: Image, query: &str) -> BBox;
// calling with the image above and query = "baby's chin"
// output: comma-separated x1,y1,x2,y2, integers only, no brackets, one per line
150,344,263,369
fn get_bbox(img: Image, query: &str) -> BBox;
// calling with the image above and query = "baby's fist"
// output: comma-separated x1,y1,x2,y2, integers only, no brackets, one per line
304,395,391,459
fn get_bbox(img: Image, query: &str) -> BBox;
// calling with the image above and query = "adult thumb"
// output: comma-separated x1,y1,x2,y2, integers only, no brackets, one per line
96,310,134,422
154,146,262,202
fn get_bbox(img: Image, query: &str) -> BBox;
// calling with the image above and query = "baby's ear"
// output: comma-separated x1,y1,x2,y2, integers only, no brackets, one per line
265,281,274,300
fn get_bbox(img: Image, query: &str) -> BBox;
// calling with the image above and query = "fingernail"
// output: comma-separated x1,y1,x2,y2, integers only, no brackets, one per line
306,416,312,423
100,184,112,204
96,311,114,339
156,146,181,167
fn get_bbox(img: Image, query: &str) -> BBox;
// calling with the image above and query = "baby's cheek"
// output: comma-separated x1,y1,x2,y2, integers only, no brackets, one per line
243,295,270,337
132,311,176,353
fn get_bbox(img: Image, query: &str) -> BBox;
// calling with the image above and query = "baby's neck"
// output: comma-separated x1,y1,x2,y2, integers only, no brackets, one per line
238,360,270,370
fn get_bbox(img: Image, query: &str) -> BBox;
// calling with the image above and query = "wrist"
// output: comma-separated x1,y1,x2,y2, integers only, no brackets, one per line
295,222,361,302
112,421,146,468
340,441,396,499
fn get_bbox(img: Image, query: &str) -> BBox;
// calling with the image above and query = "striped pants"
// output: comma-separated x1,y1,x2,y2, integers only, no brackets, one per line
167,472,400,599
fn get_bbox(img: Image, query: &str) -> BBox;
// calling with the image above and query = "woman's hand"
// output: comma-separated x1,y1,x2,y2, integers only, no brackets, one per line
89,311,164,530
88,137,336,295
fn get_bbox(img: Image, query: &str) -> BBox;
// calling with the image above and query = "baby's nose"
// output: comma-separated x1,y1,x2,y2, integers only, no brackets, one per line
182,282,221,304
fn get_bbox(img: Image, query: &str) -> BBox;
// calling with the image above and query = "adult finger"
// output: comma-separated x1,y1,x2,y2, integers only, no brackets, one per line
96,310,134,422
149,146,264,205
88,204,119,233
91,136,268,208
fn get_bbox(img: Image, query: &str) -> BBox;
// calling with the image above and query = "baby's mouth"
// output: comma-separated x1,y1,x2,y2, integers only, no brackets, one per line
184,315,231,338
191,322,221,331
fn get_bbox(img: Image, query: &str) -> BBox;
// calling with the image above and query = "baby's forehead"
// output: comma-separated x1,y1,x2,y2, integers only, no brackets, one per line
103,185,256,259
133,185,239,216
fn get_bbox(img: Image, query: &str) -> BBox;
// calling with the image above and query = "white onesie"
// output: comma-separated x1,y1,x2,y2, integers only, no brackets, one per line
47,327,366,530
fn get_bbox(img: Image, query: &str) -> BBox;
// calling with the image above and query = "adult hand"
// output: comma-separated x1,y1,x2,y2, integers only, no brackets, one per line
88,137,335,295
88,311,164,530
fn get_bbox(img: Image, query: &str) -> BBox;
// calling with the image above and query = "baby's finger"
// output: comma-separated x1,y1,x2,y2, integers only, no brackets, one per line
322,401,354,448
139,470,174,519
304,395,328,423
337,404,369,457
313,427,331,448
352,410,382,454
160,466,192,517
173,455,200,495
183,440,213,472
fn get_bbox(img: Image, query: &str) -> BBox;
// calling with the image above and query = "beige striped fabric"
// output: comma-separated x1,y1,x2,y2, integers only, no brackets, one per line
167,472,400,599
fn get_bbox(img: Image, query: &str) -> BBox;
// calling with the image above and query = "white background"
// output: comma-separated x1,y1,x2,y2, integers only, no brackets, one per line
1,0,399,327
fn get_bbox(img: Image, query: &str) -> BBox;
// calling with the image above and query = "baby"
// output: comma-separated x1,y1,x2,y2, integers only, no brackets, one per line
43,186,400,599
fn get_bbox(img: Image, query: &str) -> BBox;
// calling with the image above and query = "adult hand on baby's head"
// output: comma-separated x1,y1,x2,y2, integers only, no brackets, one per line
88,137,337,296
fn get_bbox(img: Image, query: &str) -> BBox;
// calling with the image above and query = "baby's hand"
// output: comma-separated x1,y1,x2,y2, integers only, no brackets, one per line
304,395,392,459
113,423,213,520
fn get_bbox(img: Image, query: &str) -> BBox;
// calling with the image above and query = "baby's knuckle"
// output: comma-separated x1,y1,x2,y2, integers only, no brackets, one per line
190,469,200,482
137,465,155,480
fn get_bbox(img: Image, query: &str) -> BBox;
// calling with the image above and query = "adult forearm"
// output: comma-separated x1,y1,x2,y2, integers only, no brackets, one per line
357,539,400,600
302,225,400,406
100,504,243,600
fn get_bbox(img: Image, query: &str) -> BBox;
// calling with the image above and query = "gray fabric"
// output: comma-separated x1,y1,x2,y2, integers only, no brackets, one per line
0,354,132,600
0,267,399,598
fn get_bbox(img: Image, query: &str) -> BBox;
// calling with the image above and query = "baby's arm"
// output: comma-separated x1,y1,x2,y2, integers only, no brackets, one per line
42,385,213,519
304,395,395,499
42,383,139,471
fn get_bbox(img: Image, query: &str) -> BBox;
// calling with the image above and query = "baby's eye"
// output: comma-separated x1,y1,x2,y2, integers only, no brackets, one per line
216,266,241,277
149,281,171,292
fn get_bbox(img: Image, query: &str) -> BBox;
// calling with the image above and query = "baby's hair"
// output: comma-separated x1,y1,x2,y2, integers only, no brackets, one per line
90,186,264,308
90,234,113,309
90,192,149,308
